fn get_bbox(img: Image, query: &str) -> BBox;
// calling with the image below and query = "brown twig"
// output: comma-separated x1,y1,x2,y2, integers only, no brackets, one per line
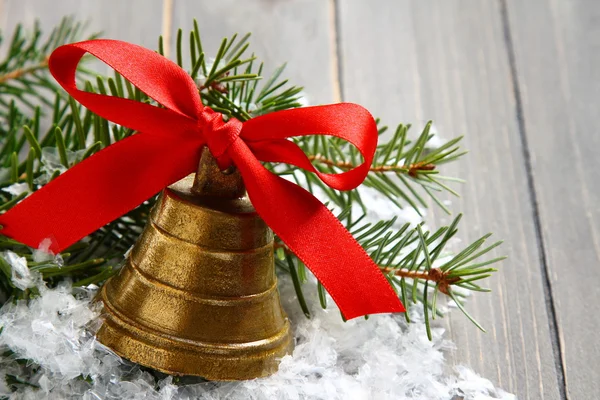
380,266,460,295
274,242,458,294
197,71,230,94
307,154,435,176
0,59,50,84
198,81,229,94
407,162,436,178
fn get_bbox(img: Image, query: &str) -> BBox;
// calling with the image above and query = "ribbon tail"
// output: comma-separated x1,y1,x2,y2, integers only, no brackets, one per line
229,140,405,319
0,133,204,253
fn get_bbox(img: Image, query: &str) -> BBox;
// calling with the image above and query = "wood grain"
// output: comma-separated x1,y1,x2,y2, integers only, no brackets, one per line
0,0,164,74
6,0,598,398
0,0,4,33
338,1,561,398
506,0,600,398
169,0,336,105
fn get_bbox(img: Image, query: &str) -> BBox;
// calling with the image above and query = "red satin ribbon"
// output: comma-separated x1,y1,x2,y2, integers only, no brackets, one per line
0,40,404,319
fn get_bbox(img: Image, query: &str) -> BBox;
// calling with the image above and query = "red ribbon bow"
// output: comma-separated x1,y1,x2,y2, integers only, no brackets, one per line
0,40,404,319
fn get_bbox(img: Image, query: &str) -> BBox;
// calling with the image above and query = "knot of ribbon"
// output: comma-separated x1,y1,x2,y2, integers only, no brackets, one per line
199,108,243,169
0,39,404,319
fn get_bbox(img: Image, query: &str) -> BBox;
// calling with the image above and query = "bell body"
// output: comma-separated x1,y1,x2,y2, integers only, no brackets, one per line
96,167,293,380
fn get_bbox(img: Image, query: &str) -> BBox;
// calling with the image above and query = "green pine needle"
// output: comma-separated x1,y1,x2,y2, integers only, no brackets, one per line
0,19,504,342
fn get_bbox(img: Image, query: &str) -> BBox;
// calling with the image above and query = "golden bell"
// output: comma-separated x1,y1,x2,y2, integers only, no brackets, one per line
96,148,293,380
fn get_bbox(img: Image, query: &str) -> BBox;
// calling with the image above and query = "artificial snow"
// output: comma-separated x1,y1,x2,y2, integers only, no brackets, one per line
358,186,425,227
2,251,42,290
1,183,29,197
426,123,444,149
0,141,514,399
36,147,86,185
0,275,515,400
31,239,65,267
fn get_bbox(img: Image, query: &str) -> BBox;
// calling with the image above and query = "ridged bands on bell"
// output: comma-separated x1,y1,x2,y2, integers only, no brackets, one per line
132,220,275,296
115,259,281,305
99,292,292,380
102,255,287,342
96,170,293,379
101,296,292,351
151,178,273,251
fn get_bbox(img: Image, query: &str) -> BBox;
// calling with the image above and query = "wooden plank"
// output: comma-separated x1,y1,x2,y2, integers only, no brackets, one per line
170,0,336,105
338,1,561,398
0,0,5,32
506,0,600,398
1,0,163,73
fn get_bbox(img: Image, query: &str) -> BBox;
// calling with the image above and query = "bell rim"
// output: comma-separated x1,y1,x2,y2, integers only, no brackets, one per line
97,295,294,380
99,284,293,352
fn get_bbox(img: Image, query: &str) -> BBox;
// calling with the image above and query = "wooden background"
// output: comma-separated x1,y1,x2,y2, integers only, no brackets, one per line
1,1,598,399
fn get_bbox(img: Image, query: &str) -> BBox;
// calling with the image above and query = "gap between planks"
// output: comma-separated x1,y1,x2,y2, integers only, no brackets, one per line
161,0,174,58
329,0,343,103
498,0,568,398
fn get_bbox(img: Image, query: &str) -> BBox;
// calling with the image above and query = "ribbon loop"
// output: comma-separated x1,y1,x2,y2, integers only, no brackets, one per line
0,39,404,319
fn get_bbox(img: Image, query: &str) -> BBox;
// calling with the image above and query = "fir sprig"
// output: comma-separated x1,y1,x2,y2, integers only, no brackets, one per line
158,22,304,120
0,17,98,115
275,121,466,216
275,213,504,337
0,19,503,338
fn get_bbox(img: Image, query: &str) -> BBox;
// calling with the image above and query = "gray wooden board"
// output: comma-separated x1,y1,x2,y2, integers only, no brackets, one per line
506,0,600,398
170,0,336,106
338,1,561,398
0,0,163,75
5,0,598,398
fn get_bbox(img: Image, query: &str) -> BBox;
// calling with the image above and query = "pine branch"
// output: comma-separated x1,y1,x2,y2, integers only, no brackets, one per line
271,122,467,216
275,213,505,338
0,17,98,116
0,58,49,84
0,19,504,339
157,21,303,121
307,154,436,175
0,19,303,300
